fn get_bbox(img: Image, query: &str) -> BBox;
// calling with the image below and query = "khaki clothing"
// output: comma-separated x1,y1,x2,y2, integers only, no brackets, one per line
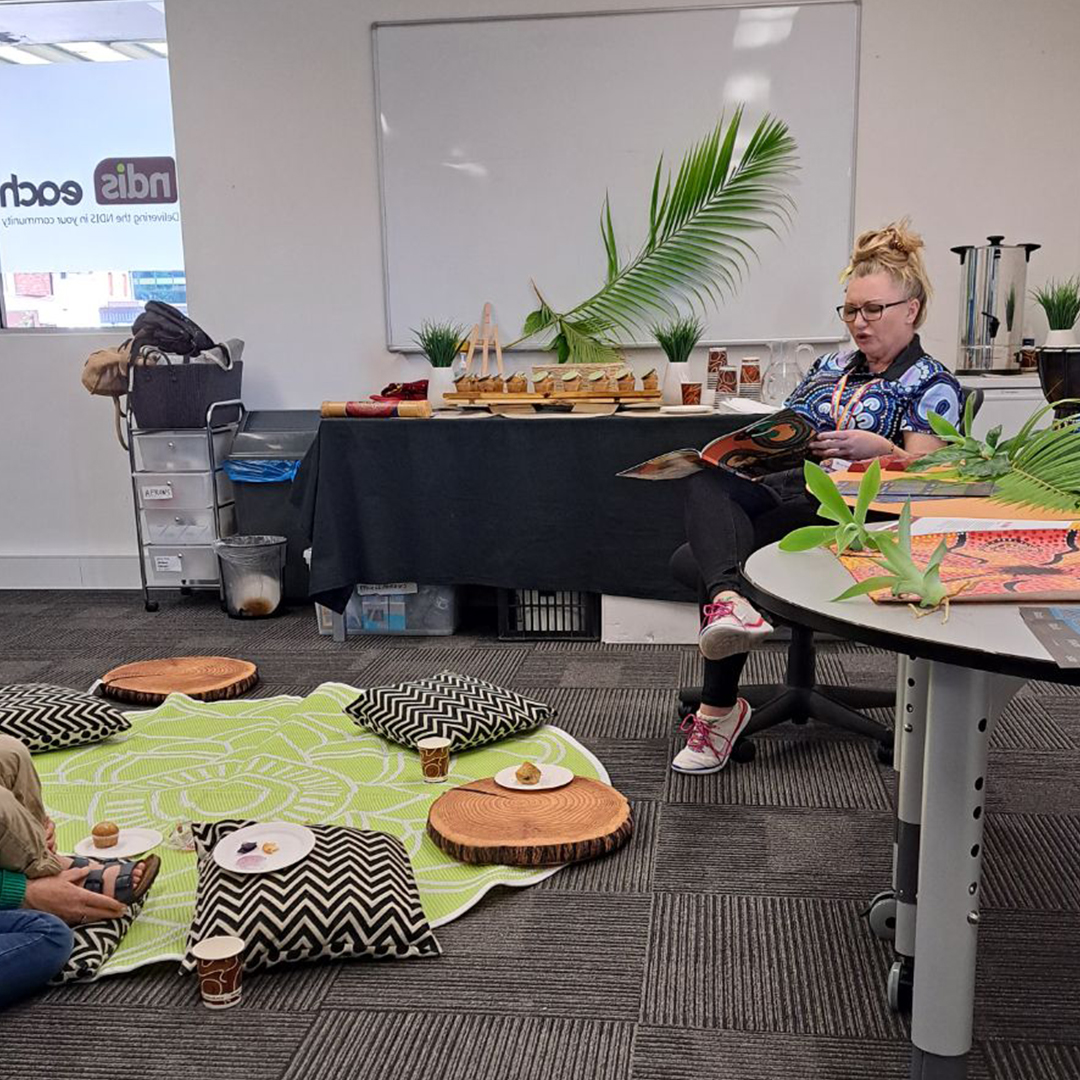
0,736,63,879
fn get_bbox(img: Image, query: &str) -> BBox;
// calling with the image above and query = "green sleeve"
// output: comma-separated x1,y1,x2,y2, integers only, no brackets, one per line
0,869,28,909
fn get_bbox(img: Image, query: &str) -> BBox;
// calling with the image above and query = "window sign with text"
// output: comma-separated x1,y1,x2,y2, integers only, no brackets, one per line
0,58,185,328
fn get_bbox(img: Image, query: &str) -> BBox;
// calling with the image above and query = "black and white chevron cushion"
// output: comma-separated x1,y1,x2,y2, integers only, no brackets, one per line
0,684,130,753
50,898,144,984
345,670,554,749
183,820,441,974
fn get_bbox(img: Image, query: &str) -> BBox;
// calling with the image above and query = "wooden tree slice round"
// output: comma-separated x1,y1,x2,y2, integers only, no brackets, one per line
427,775,632,867
100,656,258,705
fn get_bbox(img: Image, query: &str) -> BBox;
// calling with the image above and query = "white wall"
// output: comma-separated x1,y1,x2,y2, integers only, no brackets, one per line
2,0,1079,586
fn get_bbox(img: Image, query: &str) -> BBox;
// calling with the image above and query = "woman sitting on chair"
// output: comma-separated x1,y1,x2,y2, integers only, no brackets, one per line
670,219,961,775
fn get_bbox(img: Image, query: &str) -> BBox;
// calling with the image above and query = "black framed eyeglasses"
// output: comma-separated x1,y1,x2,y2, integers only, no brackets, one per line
836,299,908,323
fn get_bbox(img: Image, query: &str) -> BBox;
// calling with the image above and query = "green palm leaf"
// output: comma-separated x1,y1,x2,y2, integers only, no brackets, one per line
518,109,798,362
990,414,1080,513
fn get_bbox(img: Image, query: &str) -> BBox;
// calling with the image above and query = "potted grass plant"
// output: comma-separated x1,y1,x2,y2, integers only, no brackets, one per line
1031,276,1080,347
654,315,704,403
413,320,466,400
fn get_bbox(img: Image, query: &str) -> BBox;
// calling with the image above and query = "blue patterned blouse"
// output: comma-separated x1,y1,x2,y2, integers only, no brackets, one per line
785,335,961,442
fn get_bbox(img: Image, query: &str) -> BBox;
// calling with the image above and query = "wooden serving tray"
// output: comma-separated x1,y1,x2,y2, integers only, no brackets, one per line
427,775,633,866
443,389,661,404
100,656,258,705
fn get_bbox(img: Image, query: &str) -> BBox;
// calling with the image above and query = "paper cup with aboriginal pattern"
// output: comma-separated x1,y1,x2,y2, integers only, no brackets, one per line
418,736,452,782
716,367,739,395
680,382,702,405
192,936,245,1009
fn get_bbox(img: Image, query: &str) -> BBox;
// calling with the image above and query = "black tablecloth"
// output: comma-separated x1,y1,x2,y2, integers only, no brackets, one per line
293,413,744,613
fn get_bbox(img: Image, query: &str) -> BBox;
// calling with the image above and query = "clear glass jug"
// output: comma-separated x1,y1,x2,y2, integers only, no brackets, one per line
762,342,815,406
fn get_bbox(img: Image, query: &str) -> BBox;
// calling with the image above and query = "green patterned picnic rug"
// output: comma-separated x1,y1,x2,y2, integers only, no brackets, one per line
33,682,606,977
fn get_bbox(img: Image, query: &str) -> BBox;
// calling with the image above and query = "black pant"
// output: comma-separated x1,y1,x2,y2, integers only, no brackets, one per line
671,468,823,708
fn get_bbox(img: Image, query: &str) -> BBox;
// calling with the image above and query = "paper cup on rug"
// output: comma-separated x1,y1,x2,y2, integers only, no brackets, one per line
418,736,452,782
191,936,245,1009
680,382,702,405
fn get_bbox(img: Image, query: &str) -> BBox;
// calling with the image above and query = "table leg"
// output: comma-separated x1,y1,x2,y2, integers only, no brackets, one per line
889,655,929,1011
332,610,347,643
909,662,1021,1079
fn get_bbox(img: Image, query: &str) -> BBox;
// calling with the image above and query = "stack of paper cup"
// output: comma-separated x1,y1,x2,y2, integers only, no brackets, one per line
739,357,762,399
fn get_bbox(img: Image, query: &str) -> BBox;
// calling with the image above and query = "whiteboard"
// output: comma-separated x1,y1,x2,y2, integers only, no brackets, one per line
374,4,859,350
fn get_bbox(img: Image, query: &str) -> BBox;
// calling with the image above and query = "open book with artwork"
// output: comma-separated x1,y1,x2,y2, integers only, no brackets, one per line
618,408,816,481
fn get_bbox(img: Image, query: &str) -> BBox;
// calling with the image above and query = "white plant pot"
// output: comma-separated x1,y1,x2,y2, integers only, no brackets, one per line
427,365,457,403
1043,328,1078,349
662,361,690,405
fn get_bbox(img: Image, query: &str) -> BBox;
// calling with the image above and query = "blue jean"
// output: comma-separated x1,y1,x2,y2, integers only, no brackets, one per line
0,909,73,1009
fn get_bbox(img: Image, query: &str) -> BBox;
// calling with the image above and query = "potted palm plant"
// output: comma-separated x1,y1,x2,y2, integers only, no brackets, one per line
653,315,704,403
413,320,466,401
1031,276,1080,347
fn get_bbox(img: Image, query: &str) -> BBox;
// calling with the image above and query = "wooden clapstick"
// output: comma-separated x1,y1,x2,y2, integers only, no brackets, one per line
427,775,632,866
100,656,258,705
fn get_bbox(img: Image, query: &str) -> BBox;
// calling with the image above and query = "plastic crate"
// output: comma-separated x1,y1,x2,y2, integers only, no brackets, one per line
497,589,600,641
314,583,459,637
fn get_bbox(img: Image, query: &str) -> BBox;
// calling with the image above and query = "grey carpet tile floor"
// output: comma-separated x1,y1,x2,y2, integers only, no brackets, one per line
1,590,1078,1080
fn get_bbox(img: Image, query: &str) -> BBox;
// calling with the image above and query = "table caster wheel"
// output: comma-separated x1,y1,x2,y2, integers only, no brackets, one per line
876,741,894,766
732,739,756,764
864,890,897,941
144,601,159,613
887,958,913,1013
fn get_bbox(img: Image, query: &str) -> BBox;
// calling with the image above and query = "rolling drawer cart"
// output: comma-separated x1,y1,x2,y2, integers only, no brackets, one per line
126,399,244,612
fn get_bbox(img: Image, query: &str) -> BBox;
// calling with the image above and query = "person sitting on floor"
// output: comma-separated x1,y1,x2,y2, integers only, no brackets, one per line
670,219,961,775
0,734,159,1009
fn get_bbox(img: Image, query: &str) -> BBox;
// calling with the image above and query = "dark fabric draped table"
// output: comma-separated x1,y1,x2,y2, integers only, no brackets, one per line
293,412,745,613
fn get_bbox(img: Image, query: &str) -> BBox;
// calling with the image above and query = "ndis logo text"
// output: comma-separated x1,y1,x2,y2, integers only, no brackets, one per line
0,157,178,208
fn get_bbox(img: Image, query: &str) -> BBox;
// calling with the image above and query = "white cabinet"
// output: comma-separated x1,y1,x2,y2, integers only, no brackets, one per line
958,375,1046,438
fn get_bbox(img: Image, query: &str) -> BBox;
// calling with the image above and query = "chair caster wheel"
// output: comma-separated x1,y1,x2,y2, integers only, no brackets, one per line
864,889,897,942
876,741,894,766
144,601,159,613
731,739,756,764
887,958,913,1013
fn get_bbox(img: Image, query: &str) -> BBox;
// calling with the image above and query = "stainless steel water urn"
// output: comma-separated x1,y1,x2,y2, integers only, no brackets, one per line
952,235,1039,373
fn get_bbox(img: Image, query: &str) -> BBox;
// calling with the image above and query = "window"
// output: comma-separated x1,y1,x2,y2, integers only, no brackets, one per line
0,1,185,329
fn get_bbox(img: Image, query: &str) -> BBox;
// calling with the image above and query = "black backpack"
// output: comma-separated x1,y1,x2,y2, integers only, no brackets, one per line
130,301,216,361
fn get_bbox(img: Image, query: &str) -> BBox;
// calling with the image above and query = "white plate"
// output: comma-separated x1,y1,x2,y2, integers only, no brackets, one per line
494,764,575,791
659,404,714,414
73,827,163,860
212,822,316,875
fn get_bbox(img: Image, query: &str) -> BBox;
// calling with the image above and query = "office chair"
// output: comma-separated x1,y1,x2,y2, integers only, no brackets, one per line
675,386,983,766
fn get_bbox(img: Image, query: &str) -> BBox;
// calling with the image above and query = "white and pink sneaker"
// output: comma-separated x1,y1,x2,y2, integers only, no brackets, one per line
698,591,772,661
671,699,753,774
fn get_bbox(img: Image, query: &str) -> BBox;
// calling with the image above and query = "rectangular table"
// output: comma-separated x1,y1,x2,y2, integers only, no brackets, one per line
293,412,744,613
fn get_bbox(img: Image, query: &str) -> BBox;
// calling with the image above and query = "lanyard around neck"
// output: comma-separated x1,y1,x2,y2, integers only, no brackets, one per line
830,371,882,430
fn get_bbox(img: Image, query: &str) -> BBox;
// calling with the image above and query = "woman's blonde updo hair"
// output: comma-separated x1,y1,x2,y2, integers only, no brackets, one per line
841,218,931,328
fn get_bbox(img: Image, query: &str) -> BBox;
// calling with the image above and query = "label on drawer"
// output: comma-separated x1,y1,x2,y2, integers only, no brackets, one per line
142,485,173,501
153,555,182,573
356,582,418,595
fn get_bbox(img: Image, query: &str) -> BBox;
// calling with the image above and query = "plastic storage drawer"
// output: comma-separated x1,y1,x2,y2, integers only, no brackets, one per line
136,471,233,511
134,429,235,473
314,585,459,637
142,545,220,586
141,504,235,546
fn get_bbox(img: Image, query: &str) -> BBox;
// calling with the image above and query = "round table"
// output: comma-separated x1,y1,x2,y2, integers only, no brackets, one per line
743,543,1078,1080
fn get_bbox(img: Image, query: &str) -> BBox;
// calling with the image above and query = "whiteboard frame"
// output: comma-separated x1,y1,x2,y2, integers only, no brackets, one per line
372,0,861,353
